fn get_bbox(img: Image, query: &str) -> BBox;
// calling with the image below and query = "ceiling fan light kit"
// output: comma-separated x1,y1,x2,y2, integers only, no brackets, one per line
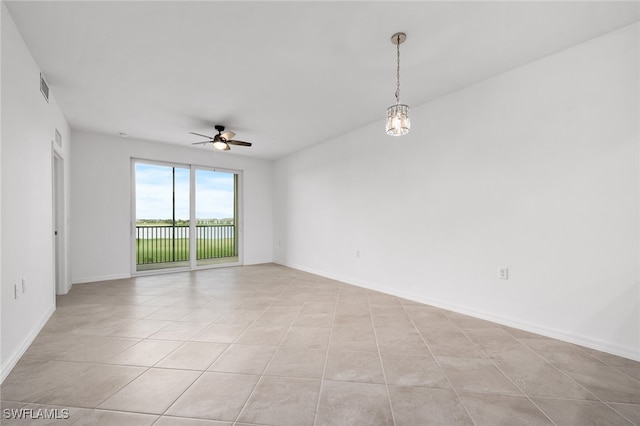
190,125,252,152
386,32,411,137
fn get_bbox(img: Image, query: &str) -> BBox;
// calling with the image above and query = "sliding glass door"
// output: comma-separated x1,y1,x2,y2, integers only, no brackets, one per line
133,160,239,273
195,169,238,266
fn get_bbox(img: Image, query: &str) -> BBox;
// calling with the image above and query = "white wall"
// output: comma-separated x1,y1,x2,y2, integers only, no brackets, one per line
70,131,273,284
274,24,640,360
1,3,72,381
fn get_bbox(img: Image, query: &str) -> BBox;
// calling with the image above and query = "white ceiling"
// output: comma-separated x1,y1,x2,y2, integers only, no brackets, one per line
5,1,639,160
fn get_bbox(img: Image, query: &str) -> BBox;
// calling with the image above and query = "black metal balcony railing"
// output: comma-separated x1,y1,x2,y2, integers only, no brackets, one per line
136,225,235,265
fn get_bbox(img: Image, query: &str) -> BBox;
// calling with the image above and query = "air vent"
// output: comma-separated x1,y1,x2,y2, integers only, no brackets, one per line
55,129,62,148
40,73,49,103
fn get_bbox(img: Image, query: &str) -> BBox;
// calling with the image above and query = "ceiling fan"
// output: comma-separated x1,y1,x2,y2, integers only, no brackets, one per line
190,125,252,151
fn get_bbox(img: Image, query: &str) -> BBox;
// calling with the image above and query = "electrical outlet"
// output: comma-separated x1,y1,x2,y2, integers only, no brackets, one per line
14,284,18,299
499,267,509,280
355,250,360,258
22,278,26,293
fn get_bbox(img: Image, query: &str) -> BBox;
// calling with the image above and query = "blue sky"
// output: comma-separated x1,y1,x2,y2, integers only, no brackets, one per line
135,163,234,220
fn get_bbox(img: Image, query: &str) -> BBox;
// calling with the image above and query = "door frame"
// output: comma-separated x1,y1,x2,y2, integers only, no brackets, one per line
130,158,243,276
52,144,67,296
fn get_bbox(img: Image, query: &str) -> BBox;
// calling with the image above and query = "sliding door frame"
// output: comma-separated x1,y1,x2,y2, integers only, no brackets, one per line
130,158,243,276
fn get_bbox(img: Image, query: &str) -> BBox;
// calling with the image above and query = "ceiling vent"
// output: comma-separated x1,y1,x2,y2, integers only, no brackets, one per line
40,73,49,103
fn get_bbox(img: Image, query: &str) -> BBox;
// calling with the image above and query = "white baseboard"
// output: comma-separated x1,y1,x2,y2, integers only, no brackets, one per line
244,260,274,266
275,261,640,362
1,304,56,384
71,273,131,285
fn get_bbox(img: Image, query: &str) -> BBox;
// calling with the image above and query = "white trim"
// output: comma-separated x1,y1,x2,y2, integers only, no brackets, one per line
71,273,131,284
52,147,69,295
275,260,640,362
1,304,55,384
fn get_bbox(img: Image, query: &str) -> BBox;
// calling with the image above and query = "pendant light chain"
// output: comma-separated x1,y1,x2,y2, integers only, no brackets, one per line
395,33,401,104
385,31,410,136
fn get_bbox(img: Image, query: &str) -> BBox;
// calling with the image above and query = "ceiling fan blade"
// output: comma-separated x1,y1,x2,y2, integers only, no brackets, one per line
189,132,214,139
220,131,236,140
227,140,252,147
191,141,212,145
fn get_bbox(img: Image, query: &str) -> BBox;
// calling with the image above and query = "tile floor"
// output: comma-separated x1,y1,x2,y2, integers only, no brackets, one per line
1,264,639,425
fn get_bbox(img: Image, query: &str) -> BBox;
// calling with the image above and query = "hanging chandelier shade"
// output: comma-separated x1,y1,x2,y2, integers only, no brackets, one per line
386,32,410,136
386,104,410,136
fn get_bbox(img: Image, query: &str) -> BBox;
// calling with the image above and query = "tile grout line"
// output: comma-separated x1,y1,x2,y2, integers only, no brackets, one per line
367,291,398,426
453,325,571,426
105,275,282,422
233,276,304,424
311,283,341,426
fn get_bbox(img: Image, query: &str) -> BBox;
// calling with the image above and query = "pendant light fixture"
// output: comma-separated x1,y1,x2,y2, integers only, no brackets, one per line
386,32,410,136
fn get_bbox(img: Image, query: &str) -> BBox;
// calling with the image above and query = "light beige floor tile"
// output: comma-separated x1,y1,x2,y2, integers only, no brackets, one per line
1,359,95,403
558,363,640,404
235,325,289,346
533,397,634,425
145,307,194,321
178,309,228,323
330,326,378,352
316,380,393,426
166,372,259,421
35,364,146,408
154,417,233,425
619,367,640,381
8,266,637,426
292,312,334,328
438,356,521,395
460,392,553,425
281,326,331,350
581,348,640,368
299,301,335,314
389,386,474,426
23,334,140,363
208,344,276,375
156,341,228,370
324,350,385,384
150,322,210,341
66,409,158,425
108,319,173,338
99,368,200,414
448,316,499,331
422,329,486,358
190,323,249,343
104,339,183,366
264,346,326,379
375,326,430,355
214,309,264,324
609,403,640,425
519,338,605,366
254,310,299,326
42,316,135,336
107,304,167,319
380,351,451,389
489,347,598,400
464,328,524,353
237,376,320,426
